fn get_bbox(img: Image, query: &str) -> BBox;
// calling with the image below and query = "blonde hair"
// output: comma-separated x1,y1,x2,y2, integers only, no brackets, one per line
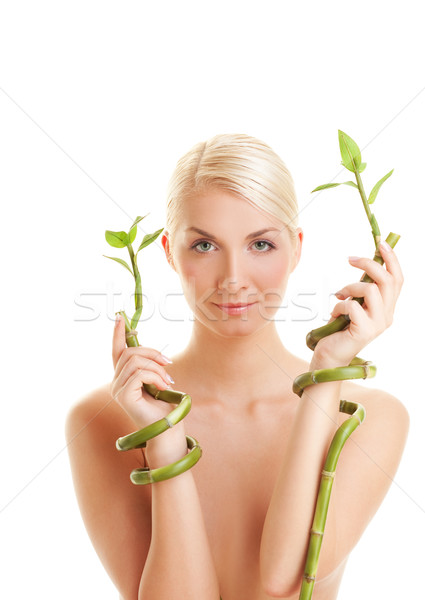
165,133,299,251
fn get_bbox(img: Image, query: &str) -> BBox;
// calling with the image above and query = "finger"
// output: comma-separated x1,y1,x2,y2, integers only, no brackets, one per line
330,298,369,335
334,282,383,320
379,241,404,284
114,346,173,379
348,256,392,287
124,354,174,387
112,365,171,406
112,313,126,370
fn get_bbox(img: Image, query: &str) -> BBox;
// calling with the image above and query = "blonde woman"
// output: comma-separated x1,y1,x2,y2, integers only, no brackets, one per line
66,133,408,600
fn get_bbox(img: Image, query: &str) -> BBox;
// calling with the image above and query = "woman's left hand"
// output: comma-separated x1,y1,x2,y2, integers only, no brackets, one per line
313,240,404,368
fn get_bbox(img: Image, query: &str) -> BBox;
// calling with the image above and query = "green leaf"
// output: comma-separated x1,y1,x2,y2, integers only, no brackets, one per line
370,213,381,236
137,227,164,253
130,214,149,230
134,272,142,311
131,305,143,331
338,130,362,173
128,213,150,245
105,230,129,248
358,162,367,173
132,272,143,327
102,255,134,276
367,169,394,204
311,181,358,193
129,225,138,245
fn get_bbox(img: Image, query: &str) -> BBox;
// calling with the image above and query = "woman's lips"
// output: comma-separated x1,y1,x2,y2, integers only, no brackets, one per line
214,302,257,315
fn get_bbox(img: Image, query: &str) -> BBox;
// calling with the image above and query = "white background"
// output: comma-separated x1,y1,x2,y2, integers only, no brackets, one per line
1,1,424,598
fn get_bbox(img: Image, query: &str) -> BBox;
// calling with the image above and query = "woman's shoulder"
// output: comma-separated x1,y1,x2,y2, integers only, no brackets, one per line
66,381,113,420
65,382,137,455
340,378,409,433
65,383,152,600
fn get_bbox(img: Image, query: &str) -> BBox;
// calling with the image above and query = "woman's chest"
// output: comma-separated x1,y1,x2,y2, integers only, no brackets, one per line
182,402,296,598
174,392,350,599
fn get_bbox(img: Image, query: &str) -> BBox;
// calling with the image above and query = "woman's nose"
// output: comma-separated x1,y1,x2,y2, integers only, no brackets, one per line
216,253,250,293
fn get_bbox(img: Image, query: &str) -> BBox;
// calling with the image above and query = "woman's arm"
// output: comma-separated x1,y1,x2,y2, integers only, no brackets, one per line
259,353,343,597
138,422,220,599
66,389,220,600
260,243,408,597
260,356,409,598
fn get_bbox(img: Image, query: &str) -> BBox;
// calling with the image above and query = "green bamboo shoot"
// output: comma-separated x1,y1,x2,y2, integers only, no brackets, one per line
293,130,399,600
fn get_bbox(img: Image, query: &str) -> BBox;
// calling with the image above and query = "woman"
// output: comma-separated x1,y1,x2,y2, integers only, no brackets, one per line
66,133,409,600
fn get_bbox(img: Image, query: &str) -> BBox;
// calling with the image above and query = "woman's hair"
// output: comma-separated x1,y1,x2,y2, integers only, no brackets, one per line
165,133,299,252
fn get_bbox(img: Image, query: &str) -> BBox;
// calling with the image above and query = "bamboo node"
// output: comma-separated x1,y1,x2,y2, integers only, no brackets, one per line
321,469,335,479
164,415,173,428
125,329,139,338
154,390,161,400
303,574,316,583
311,371,317,384
310,529,324,537
353,414,362,426
362,364,370,379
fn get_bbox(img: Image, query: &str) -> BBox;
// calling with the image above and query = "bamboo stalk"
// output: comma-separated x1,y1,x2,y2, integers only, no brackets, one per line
293,131,399,600
104,218,202,485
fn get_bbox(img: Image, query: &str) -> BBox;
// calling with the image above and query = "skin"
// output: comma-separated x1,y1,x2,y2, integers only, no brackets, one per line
66,187,409,600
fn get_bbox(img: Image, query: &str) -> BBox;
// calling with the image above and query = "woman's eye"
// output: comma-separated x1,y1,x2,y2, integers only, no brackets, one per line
193,241,214,253
253,240,275,251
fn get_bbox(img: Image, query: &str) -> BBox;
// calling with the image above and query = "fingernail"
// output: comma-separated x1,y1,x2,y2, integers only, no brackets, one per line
166,373,175,384
161,354,173,364
115,314,121,327
380,240,391,252
348,256,360,262
334,292,344,298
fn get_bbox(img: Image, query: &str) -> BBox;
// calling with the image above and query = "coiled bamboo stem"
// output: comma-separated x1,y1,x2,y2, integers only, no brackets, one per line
103,216,202,485
293,131,399,600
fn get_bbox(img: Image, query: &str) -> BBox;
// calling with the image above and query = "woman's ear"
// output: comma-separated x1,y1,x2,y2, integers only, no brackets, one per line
290,228,303,273
161,231,176,271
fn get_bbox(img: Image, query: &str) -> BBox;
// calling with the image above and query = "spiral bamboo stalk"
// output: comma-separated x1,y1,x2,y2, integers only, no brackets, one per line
292,130,399,600
103,217,202,485
114,311,202,484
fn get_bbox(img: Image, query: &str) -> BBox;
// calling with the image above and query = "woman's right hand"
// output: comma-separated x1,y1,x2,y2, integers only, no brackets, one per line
111,314,176,430
111,314,188,468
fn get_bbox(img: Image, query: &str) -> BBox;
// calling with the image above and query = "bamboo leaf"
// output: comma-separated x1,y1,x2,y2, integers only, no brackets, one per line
131,306,143,331
367,169,394,204
137,227,164,253
311,181,358,193
358,162,367,173
128,213,150,244
131,271,143,326
105,230,129,248
338,130,362,173
370,214,381,236
102,255,134,276
130,214,149,230
129,225,138,244
134,272,142,310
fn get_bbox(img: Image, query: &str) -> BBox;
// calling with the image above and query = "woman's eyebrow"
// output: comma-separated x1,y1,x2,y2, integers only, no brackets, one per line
185,226,281,240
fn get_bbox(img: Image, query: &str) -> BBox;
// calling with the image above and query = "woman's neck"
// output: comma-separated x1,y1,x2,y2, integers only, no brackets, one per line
176,320,296,410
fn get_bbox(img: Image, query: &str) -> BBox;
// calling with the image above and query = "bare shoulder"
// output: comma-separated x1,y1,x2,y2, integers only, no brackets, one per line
294,356,410,563
65,382,120,440
65,384,152,600
340,379,410,439
330,381,409,558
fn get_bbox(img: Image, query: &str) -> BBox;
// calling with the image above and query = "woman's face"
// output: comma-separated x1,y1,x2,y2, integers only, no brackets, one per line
162,187,303,338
